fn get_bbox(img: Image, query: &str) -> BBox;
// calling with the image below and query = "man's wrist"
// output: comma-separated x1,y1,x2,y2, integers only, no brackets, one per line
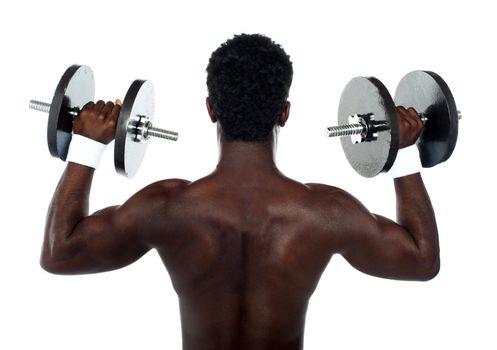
388,145,422,179
66,134,107,170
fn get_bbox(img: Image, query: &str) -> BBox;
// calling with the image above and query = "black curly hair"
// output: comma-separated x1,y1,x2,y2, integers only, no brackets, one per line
206,34,293,142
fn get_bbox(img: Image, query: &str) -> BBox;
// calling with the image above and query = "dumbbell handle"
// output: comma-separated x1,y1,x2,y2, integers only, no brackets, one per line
326,111,461,138
29,99,178,141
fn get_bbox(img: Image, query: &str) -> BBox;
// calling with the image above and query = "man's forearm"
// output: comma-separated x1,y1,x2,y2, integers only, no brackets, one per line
394,173,440,270
42,163,95,262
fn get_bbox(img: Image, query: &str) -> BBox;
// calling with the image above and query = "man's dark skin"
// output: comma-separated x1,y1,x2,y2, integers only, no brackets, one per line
41,97,439,349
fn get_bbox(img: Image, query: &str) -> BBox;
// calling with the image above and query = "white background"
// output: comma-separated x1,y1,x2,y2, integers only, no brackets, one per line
1,0,495,349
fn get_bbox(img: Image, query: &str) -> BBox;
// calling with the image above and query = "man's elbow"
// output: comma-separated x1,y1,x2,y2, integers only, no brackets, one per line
416,254,440,281
40,256,62,274
40,252,73,275
40,237,78,274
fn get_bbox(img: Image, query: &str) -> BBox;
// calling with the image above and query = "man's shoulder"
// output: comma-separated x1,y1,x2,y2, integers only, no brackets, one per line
134,178,192,201
305,182,348,199
304,182,364,211
150,178,192,190
136,176,222,203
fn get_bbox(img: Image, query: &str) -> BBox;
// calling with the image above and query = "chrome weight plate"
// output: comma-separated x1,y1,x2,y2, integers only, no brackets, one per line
337,77,398,177
394,71,458,168
115,80,154,178
47,65,95,160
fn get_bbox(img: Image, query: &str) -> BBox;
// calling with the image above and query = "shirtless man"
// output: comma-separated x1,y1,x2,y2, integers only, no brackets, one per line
41,34,439,349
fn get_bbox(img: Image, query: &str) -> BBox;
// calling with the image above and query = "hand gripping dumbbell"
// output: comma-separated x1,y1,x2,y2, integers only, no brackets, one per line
29,65,178,178
326,71,461,177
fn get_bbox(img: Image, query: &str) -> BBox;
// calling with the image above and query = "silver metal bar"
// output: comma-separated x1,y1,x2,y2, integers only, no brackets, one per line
29,99,79,117
30,101,178,141
146,125,179,141
29,100,51,113
327,109,462,139
326,123,364,138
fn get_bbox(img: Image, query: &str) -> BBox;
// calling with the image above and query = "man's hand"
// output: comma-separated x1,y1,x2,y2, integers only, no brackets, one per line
73,99,121,144
396,106,424,149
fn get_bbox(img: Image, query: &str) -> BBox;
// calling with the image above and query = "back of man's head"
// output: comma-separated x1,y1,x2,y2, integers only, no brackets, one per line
206,34,293,142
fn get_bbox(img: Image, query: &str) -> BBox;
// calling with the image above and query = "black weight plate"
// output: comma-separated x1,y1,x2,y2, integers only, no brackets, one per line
394,71,458,167
47,65,95,160
115,80,154,178
338,77,398,177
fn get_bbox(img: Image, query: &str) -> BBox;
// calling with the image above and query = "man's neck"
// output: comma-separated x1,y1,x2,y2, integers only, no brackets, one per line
215,137,278,174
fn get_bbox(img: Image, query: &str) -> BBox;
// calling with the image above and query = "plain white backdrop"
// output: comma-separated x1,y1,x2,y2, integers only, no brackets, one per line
1,0,495,349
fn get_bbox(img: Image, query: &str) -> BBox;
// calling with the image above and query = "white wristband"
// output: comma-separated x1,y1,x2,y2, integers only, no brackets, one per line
388,144,422,178
66,134,107,169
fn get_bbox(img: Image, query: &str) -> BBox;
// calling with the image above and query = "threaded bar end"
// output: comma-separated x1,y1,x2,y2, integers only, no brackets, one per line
29,100,51,113
147,126,179,141
326,124,364,137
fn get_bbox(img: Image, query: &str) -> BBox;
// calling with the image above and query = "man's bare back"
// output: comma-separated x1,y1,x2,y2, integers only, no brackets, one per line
156,174,332,348
40,34,439,350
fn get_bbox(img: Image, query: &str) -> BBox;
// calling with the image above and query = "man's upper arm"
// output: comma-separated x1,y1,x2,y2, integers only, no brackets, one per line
42,179,189,275
311,185,431,281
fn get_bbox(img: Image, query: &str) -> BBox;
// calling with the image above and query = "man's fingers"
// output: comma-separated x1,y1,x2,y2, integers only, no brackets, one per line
398,109,415,128
396,106,425,148
101,101,114,117
109,103,121,123
94,100,106,111
407,107,424,128
407,107,418,118
82,101,95,110
396,105,408,117
398,106,424,128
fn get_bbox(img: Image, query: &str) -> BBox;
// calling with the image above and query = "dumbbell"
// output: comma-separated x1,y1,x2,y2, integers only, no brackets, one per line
29,65,178,178
326,71,460,177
